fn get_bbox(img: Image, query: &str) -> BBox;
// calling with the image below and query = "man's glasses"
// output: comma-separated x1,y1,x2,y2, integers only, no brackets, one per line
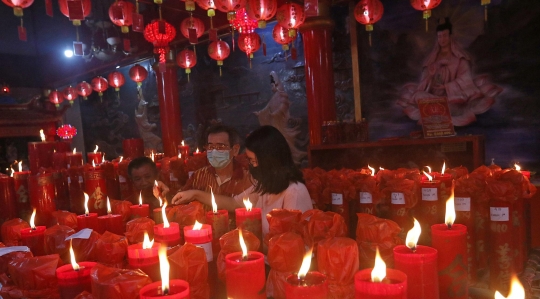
204,143,231,151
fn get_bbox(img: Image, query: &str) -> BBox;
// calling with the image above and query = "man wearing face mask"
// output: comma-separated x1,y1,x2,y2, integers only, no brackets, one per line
179,124,252,212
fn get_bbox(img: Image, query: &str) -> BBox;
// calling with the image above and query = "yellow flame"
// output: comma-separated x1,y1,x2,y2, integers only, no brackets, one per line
371,247,386,282
158,196,163,207
142,232,154,249
151,151,155,162
119,156,123,163
406,218,422,249
425,166,431,173
29,208,36,229
494,276,525,299
211,187,217,213
92,160,96,167
297,247,313,280
441,162,446,175
243,198,252,211
107,197,112,214
154,180,159,188
10,168,14,177
445,187,456,227
84,193,89,215
18,161,22,172
514,164,521,171
368,165,375,176
139,192,143,206
239,229,248,259
73,147,76,154
102,155,105,164
39,129,45,141
162,202,169,228
423,171,433,181
181,140,185,146
193,220,203,230
159,246,170,295
69,239,80,270
94,145,98,154
178,153,182,159
379,167,385,170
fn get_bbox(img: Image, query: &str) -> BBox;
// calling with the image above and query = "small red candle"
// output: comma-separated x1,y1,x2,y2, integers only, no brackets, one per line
225,229,266,299
285,247,328,299
27,130,55,174
20,209,46,256
84,161,108,215
431,190,468,299
0,173,17,223
184,220,213,262
66,148,84,168
393,218,439,299
178,140,190,158
56,240,97,299
235,198,262,245
97,197,124,235
192,147,204,157
13,162,31,219
87,145,104,165
354,248,407,299
206,189,230,255
76,192,99,231
514,163,531,179
152,197,171,224
154,203,181,247
131,192,150,219
139,246,190,298
128,232,161,281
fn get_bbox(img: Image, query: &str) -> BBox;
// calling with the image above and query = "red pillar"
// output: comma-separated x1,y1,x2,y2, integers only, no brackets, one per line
153,51,183,157
300,16,337,146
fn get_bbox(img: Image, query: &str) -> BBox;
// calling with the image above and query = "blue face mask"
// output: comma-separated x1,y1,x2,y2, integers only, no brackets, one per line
207,149,231,169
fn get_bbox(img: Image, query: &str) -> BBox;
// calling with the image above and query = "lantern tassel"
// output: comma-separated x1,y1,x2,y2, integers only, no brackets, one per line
219,66,222,77
232,29,235,51
369,32,372,47
76,26,80,42
425,18,428,32
484,5,488,22
187,73,190,82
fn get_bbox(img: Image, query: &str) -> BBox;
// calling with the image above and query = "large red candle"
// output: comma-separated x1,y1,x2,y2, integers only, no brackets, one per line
389,191,409,228
354,268,408,299
0,174,17,224
206,191,230,255
13,168,31,219
53,170,70,211
84,164,108,215
139,246,190,298
55,141,72,153
488,200,514,294
28,135,56,174
235,199,262,246
28,172,56,226
225,251,266,299
67,167,85,215
77,193,99,231
154,203,181,247
53,151,68,170
97,198,124,235
128,234,161,281
56,261,97,299
66,149,84,168
131,192,150,219
20,209,46,256
87,145,104,165
454,186,476,283
123,138,145,160
184,221,213,262
418,172,443,245
177,141,189,158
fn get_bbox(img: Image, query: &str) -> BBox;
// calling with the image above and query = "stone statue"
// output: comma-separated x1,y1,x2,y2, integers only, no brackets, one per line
135,88,163,152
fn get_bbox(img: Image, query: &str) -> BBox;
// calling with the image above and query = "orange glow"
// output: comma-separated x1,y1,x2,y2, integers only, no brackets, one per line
142,232,154,249
70,240,80,270
159,246,170,295
494,276,525,299
93,145,98,154
297,247,313,280
107,197,112,215
406,218,421,249
445,186,456,227
239,229,248,259
371,247,386,283
29,208,36,229
193,220,203,230
84,193,90,216
39,129,45,142
243,198,252,211
368,165,375,176
423,171,433,181
162,202,169,228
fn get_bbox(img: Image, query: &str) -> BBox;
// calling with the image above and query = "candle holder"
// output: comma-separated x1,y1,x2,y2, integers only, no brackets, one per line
128,242,162,281
393,245,438,299
139,279,190,298
285,271,328,299
225,251,266,299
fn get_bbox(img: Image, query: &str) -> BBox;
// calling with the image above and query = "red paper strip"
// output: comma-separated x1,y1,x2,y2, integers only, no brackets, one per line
132,13,144,32
111,6,123,20
209,28,218,42
18,26,27,41
45,0,53,17
73,41,84,56
67,0,84,20
123,38,131,51
188,28,198,44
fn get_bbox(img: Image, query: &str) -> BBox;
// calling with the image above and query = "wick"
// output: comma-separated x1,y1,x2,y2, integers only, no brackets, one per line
299,277,308,287
242,255,248,262
447,223,452,230
163,288,169,296
31,227,36,231
139,204,142,207
85,213,89,217
411,246,417,253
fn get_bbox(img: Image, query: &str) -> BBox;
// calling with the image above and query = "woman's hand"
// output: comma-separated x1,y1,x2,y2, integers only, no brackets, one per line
153,181,170,199
171,190,199,205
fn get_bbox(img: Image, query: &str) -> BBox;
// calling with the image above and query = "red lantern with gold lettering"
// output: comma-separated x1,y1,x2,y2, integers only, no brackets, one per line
109,0,134,33
62,86,78,105
76,81,92,100
180,16,205,43
176,49,197,81
108,71,125,91
276,3,304,38
354,0,383,46
238,32,261,61
129,64,148,87
208,40,230,76
144,19,176,63
410,0,441,31
49,90,64,107
272,23,293,51
91,76,108,97
58,0,92,26
215,0,246,20
246,0,276,28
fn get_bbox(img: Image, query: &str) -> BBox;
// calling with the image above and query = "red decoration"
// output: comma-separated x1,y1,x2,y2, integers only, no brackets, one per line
176,49,197,80
179,16,205,41
76,81,92,100
62,86,78,105
272,23,293,51
143,20,176,63
2,0,33,17
354,0,383,31
230,8,257,34
108,0,134,33
208,40,230,65
195,0,216,17
410,0,442,31
246,0,276,28
129,64,148,87
49,90,64,107
215,0,246,20
108,71,125,91
57,124,77,140
58,0,92,26
276,3,305,38
91,76,108,96
238,32,261,60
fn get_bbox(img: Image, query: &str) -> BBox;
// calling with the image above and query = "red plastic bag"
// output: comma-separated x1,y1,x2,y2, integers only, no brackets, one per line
0,285,61,299
317,237,358,299
169,243,210,299
95,231,129,268
8,253,61,290
44,224,76,263
266,232,305,299
217,229,260,281
167,201,206,226
0,246,33,275
125,217,155,244
302,209,348,249
303,168,327,210
69,230,101,262
381,178,417,229
356,213,402,269
51,210,78,230
110,199,132,224
90,263,152,299
1,218,30,246
264,209,303,245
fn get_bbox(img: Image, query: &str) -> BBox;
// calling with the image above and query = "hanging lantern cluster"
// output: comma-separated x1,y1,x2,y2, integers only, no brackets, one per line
144,19,176,63
245,0,277,29
354,0,384,46
180,15,205,44
57,124,77,140
2,0,34,40
176,49,197,81
109,0,135,33
410,0,442,31
276,3,305,38
230,7,257,34
208,40,231,76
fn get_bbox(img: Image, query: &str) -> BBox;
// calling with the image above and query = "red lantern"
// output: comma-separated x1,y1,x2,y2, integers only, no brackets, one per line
62,86,78,105
208,40,230,76
230,8,257,34
195,0,216,17
215,0,246,20
410,0,442,31
129,64,148,87
2,0,34,17
354,0,383,46
238,32,261,59
144,20,176,63
57,124,77,140
58,0,92,26
246,0,276,29
76,81,92,100
176,49,197,81
109,0,134,33
108,71,125,91
276,3,305,38
91,76,108,96
179,16,205,42
49,90,64,107
272,23,293,51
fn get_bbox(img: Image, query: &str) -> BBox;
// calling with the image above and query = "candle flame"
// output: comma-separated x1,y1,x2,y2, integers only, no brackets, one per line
371,247,386,283
158,196,163,207
425,166,432,174
142,232,154,249
243,198,252,211
39,129,45,141
193,220,203,230
18,161,22,172
151,151,155,162
494,276,525,299
73,148,76,154
514,164,521,171
445,185,456,227
181,140,185,146
195,148,200,154
29,208,36,229
178,152,182,159
406,218,422,249
423,171,433,182
211,187,217,213
162,202,169,228
84,193,89,216
10,168,14,177
239,229,248,259
159,246,170,295
93,145,98,154
102,154,105,164
368,165,375,176
297,247,313,280
107,197,112,214
441,162,446,175
379,167,385,171
69,240,80,270
139,192,143,206
119,156,123,163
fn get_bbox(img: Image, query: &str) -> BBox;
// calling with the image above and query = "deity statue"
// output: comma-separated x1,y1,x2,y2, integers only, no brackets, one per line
135,89,163,152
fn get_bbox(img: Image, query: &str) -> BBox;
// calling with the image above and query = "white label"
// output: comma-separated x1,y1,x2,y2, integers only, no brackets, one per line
119,175,126,183
195,241,213,262
422,188,438,201
490,207,509,222
391,192,405,205
169,173,178,182
65,228,93,240
0,246,30,257
455,197,471,212
78,176,84,183
67,177,71,184
331,193,343,205
188,171,194,178
359,192,373,204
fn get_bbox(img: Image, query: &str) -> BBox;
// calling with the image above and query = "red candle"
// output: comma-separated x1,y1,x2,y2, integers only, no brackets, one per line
123,138,145,160
139,246,190,298
53,151,68,170
0,174,17,224
184,221,213,262
514,163,531,179
285,247,328,299
97,197,124,235
55,141,72,153
56,242,96,299
192,148,204,157
393,218,439,299
389,191,409,228
235,198,262,245
20,209,46,256
430,193,468,299
28,131,56,173
66,148,84,168
131,192,150,219
154,203,181,247
354,268,408,299
206,189,230,255
28,172,56,226
84,163,108,215
87,145,104,165
77,192,99,231
13,165,31,219
128,232,161,281
118,157,135,202
488,200,514,294
152,198,171,224
177,141,189,158
225,236,266,299
53,170,70,211
454,186,476,283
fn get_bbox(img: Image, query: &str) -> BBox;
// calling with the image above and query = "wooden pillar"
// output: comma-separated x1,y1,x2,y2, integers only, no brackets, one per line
153,51,183,157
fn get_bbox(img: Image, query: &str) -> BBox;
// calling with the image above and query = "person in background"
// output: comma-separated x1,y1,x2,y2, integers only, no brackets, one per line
128,156,170,211
172,125,313,237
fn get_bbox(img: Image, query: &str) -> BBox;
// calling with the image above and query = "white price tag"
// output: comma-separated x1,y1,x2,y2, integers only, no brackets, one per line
195,241,213,262
391,192,405,205
490,207,509,222
0,246,30,257
422,188,438,201
169,173,178,182
359,192,373,204
66,228,93,240
332,193,343,205
119,175,127,183
455,197,471,212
